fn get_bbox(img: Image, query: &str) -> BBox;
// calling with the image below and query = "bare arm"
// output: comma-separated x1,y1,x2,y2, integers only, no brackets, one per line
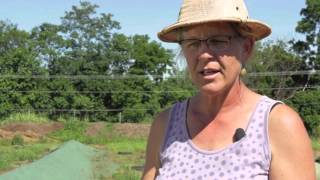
142,109,170,180
269,104,316,180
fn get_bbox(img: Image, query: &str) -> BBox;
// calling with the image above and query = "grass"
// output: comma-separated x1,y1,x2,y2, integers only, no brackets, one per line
0,139,59,173
112,165,142,180
49,120,88,142
49,120,146,179
312,138,320,151
1,113,319,179
106,138,146,153
0,112,49,125
0,116,147,179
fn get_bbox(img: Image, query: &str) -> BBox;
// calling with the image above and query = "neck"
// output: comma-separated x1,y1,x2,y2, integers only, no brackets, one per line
191,79,247,121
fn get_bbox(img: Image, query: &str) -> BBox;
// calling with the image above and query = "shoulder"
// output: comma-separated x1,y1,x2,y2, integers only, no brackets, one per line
142,107,172,179
150,108,171,140
268,102,308,148
268,103,316,179
150,100,185,135
269,103,306,138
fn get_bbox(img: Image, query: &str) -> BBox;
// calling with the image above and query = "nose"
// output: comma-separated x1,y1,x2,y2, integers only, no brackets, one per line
198,41,215,60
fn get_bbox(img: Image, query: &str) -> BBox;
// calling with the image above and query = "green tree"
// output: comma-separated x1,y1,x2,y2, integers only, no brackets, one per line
288,0,320,137
129,35,174,82
244,40,303,100
286,90,320,137
291,0,320,87
292,0,320,69
28,1,176,122
30,1,122,120
30,23,65,66
158,68,195,109
0,21,47,116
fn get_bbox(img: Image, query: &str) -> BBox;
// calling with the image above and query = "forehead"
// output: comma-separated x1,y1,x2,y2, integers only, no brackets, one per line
181,22,236,38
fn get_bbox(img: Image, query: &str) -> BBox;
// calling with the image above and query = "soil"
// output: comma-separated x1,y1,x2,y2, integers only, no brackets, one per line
85,122,151,139
85,122,106,137
1,122,64,136
113,123,150,138
0,122,64,142
0,122,151,142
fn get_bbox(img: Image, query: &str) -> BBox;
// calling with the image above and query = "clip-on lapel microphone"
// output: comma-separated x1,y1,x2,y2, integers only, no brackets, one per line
233,128,246,142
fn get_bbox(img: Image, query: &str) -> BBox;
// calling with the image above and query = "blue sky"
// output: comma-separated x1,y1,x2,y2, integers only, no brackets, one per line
0,0,306,49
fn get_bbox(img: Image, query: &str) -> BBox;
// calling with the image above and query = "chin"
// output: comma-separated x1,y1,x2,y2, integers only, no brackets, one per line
197,82,227,95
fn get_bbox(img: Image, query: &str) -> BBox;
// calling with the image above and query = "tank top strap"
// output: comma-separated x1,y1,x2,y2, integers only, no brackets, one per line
160,100,188,154
245,96,283,165
246,96,283,134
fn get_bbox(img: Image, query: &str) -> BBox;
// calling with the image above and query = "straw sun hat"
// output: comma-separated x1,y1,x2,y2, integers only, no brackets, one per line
158,0,271,42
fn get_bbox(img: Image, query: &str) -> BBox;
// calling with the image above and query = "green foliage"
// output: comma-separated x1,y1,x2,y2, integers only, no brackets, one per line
244,40,320,137
11,134,24,146
0,0,318,142
49,120,109,145
286,89,320,137
50,120,87,142
0,141,56,170
0,112,49,125
0,1,175,122
244,40,303,99
0,21,47,117
129,35,174,78
313,138,320,151
291,0,320,85
158,69,196,108
106,138,146,153
112,165,141,180
0,121,147,178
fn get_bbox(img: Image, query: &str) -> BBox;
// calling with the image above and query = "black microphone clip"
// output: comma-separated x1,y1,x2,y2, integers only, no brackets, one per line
233,128,246,142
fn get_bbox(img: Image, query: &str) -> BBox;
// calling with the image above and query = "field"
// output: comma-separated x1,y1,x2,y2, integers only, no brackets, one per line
0,113,319,179
0,113,150,179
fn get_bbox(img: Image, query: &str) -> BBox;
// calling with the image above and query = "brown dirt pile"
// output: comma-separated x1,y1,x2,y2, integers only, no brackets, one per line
85,122,106,136
85,122,151,138
0,122,64,142
113,123,150,138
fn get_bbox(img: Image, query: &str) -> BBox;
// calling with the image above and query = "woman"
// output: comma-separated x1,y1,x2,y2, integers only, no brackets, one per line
142,0,316,179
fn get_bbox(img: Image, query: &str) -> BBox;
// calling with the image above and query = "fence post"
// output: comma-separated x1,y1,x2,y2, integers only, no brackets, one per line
119,112,122,123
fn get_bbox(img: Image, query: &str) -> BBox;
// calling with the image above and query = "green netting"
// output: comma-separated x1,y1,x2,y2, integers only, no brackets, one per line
0,140,118,180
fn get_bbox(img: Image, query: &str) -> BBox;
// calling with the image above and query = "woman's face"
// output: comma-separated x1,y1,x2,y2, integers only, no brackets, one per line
181,22,252,95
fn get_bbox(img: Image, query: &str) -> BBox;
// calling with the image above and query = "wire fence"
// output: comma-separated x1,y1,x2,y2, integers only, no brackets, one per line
6,108,156,123
0,85,319,94
0,70,319,79
0,70,319,122
5,99,320,123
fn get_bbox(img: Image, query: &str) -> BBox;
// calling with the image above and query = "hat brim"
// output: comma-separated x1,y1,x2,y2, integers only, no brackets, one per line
158,18,271,42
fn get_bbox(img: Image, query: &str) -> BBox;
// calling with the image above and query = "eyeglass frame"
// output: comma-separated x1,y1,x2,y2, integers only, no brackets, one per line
178,35,241,53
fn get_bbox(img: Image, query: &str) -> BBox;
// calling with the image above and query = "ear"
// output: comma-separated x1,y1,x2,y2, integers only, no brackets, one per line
241,37,255,63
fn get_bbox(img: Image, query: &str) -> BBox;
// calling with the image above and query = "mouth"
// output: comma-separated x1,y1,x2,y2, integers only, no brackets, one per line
199,69,220,76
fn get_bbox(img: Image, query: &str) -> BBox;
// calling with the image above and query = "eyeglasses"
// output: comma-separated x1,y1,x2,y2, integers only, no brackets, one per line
179,35,237,53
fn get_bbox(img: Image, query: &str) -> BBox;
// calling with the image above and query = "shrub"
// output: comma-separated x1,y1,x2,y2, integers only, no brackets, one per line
11,134,24,146
286,90,320,137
